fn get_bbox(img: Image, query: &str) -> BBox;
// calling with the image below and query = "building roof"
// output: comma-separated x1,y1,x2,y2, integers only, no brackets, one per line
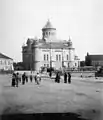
88,55,103,61
42,20,56,30
35,42,74,49
0,53,13,60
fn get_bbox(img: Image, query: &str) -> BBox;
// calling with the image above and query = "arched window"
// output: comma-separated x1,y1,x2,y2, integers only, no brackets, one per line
44,54,46,61
5,60,6,65
46,32,48,35
67,55,69,60
0,60,2,64
47,54,49,61
59,55,61,61
56,55,58,61
47,64,49,67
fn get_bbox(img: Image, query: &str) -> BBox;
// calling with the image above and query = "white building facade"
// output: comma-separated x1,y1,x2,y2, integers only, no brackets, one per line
0,53,14,71
22,20,80,71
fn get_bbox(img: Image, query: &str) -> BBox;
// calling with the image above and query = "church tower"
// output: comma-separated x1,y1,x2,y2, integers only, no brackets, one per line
42,19,56,41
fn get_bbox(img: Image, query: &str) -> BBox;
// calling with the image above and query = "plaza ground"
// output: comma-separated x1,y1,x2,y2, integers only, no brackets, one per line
0,73,103,120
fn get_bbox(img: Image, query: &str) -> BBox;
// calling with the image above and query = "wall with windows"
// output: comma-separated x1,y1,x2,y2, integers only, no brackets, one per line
92,61,103,66
42,28,56,41
41,49,63,68
0,58,13,71
63,49,69,61
32,47,78,71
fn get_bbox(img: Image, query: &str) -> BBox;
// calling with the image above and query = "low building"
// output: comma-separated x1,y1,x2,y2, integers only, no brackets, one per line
85,53,103,67
22,20,80,71
0,53,14,71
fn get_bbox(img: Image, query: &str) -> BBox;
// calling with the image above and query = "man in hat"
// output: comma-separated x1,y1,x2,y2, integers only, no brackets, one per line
68,72,71,84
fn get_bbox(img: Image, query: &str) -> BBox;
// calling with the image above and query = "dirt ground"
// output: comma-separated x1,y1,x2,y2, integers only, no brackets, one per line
0,74,103,120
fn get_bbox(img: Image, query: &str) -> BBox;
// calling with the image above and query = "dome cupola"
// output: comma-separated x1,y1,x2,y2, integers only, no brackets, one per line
42,19,56,30
42,19,56,41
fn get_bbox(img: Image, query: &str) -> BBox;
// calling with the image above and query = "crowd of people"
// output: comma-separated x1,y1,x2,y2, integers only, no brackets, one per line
11,71,71,87
54,71,71,84
11,72,41,87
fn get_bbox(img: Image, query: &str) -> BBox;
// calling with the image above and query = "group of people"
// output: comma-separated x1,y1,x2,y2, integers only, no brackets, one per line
64,72,71,84
12,72,19,87
49,71,71,84
11,72,41,87
11,71,71,87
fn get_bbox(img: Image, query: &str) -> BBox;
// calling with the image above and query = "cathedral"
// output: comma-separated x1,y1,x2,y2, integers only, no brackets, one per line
22,20,80,71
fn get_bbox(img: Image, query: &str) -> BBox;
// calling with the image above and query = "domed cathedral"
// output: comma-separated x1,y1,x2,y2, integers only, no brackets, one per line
22,20,80,71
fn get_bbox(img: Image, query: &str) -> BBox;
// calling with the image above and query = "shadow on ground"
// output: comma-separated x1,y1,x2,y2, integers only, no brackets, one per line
1,113,90,120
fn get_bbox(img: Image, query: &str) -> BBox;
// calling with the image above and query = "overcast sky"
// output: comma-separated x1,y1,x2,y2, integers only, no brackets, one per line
0,0,103,62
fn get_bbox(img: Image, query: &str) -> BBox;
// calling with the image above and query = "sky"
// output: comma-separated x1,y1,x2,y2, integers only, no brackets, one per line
0,0,103,62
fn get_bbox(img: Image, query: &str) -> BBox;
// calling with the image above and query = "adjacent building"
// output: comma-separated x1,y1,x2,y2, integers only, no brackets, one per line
22,20,80,71
0,53,14,71
85,53,103,67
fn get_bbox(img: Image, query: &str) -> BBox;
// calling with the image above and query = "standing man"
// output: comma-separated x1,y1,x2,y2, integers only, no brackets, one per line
30,73,33,82
11,73,16,87
49,71,52,78
36,73,41,85
64,72,67,83
68,72,71,84
15,73,19,87
22,72,26,85
55,72,58,83
81,72,83,78
55,72,60,83
58,72,60,83
25,74,28,83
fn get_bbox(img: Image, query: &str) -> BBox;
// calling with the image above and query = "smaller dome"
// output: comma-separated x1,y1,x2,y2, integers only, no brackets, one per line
32,40,37,45
26,38,33,45
34,36,38,41
67,36,72,46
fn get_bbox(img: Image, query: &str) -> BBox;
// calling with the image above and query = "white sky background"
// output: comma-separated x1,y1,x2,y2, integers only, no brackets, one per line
0,0,103,62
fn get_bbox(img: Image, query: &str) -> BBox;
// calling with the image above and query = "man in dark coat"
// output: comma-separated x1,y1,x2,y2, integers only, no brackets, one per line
11,73,16,87
16,73,19,87
22,72,26,85
25,74,28,83
68,72,71,84
55,72,60,83
30,74,33,82
34,74,37,83
64,72,67,83
49,71,52,78
58,72,60,83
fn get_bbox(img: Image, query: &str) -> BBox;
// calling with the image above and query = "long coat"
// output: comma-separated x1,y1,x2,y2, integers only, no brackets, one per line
12,73,16,87
64,72,67,83
68,73,71,83
55,72,60,83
